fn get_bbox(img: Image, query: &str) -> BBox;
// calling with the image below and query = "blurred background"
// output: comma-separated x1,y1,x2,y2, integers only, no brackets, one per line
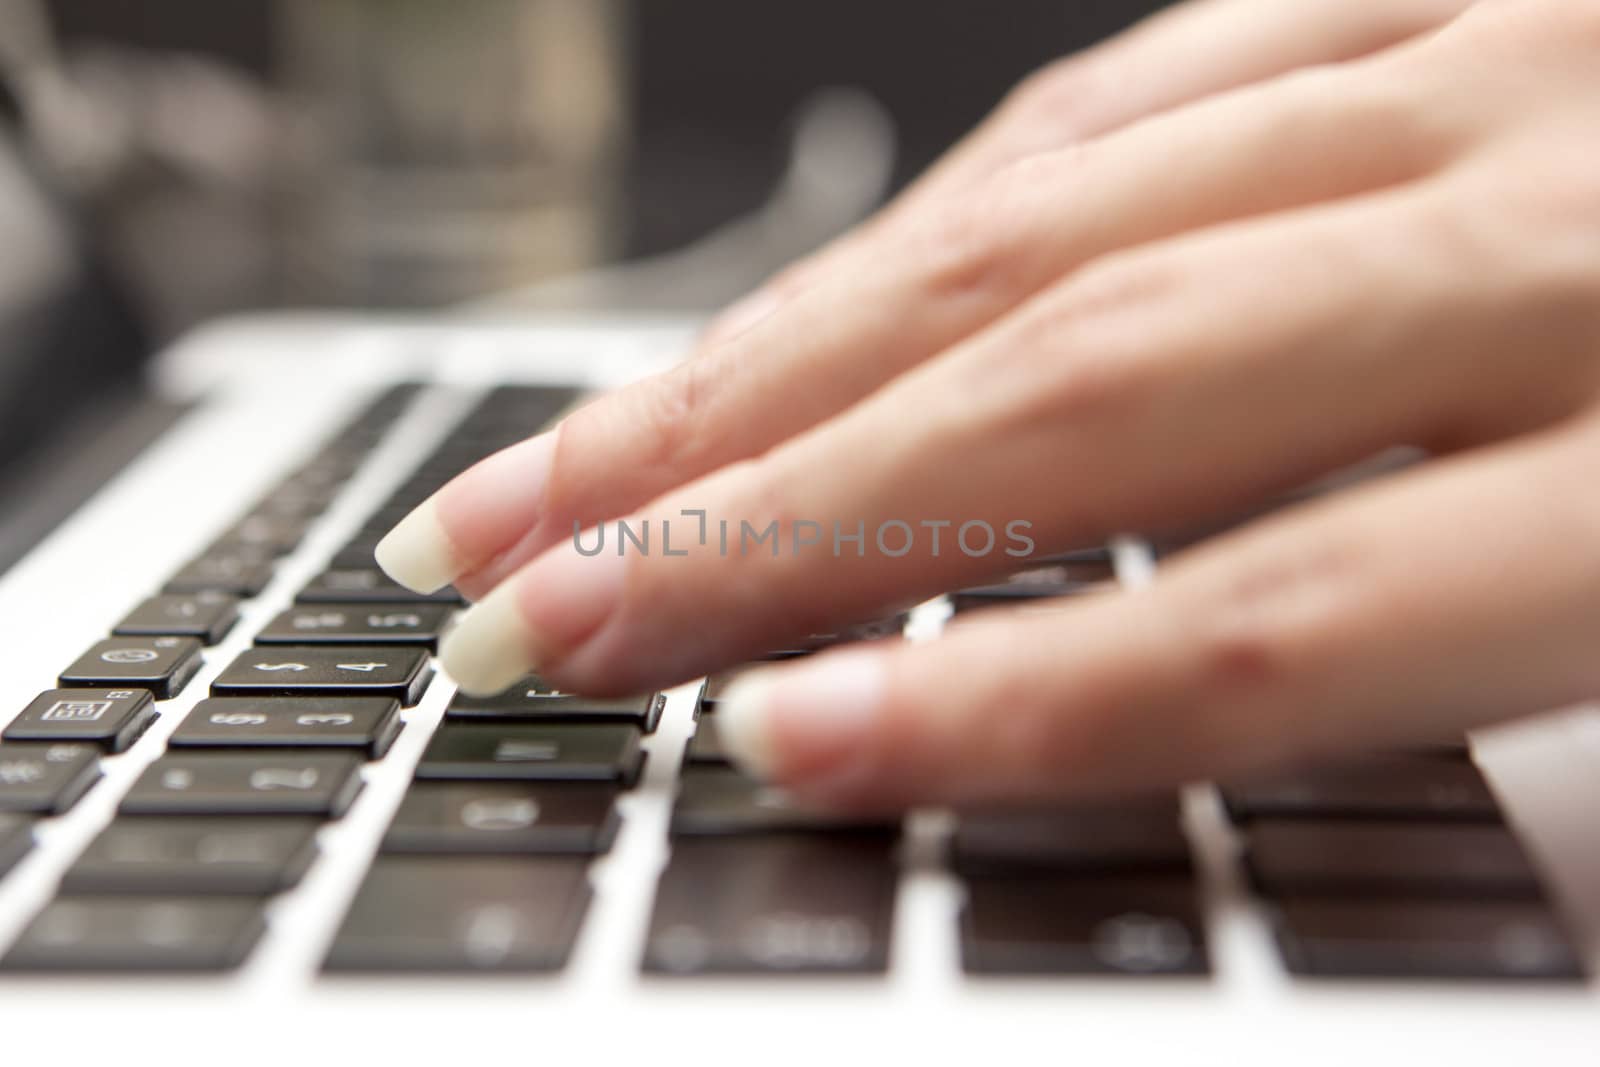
6,0,1173,339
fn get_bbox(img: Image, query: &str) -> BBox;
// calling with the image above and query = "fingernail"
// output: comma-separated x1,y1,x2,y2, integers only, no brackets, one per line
717,651,886,782
440,585,541,696
374,497,458,594
376,430,559,594
703,287,782,345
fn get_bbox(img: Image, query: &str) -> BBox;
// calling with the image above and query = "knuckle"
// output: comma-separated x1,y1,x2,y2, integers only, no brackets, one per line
901,167,1041,304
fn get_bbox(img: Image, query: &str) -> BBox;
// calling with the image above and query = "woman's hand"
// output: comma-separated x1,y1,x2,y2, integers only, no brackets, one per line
377,0,1600,811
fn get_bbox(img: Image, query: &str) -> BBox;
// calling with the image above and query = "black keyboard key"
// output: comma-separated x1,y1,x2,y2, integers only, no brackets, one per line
212,646,432,706
670,768,898,837
1221,756,1502,822
0,814,33,874
256,603,453,649
1271,898,1586,980
952,799,1191,876
121,753,364,817
383,782,620,855
448,676,663,731
961,877,1208,976
322,856,590,973
0,744,100,814
0,897,265,972
416,723,643,785
163,548,276,597
63,818,320,895
643,835,897,975
214,514,310,556
1245,820,1547,899
59,636,203,699
4,688,156,752
115,593,240,645
170,697,401,758
299,567,462,604
684,716,727,765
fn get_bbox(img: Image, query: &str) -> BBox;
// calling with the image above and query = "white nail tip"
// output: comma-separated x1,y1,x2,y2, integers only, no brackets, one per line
714,672,780,779
440,591,537,697
374,498,458,594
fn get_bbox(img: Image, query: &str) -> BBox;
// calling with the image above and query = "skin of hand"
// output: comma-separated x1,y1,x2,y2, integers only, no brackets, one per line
376,0,1600,811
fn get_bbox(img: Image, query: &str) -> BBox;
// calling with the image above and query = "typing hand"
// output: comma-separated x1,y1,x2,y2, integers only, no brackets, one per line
377,0,1600,810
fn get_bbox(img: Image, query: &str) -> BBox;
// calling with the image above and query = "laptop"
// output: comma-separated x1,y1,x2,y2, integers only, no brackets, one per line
0,312,1597,1062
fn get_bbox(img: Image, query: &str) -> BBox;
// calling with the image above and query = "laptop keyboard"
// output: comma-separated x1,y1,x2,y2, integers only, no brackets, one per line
0,385,1588,981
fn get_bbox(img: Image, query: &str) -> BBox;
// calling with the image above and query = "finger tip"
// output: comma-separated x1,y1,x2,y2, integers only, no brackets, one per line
440,587,540,697
375,498,459,594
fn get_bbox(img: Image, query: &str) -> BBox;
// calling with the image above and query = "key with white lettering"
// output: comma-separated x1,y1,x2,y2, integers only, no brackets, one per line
64,818,320,894
0,897,265,972
120,753,363,817
448,675,664,731
0,744,100,814
322,856,590,972
4,689,156,752
169,697,401,758
59,637,204,699
642,835,896,975
211,646,432,705
256,602,453,649
382,782,620,855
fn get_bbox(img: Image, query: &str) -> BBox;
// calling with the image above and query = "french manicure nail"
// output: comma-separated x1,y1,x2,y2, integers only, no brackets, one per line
440,585,541,696
717,651,886,782
374,497,458,594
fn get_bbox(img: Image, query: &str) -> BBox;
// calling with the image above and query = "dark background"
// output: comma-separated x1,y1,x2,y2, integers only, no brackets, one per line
46,0,1174,257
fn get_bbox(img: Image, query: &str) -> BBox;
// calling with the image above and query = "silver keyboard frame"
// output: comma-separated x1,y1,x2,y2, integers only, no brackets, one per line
0,314,1596,1062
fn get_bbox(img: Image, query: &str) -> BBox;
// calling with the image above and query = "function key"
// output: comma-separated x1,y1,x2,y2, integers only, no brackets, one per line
1245,820,1547,899
1270,898,1586,980
322,856,590,973
416,724,643,785
60,637,203,699
952,799,1191,876
0,814,34,875
0,897,265,972
0,744,100,814
4,689,156,752
960,877,1208,976
121,753,364,817
163,548,276,597
643,835,897,975
670,767,898,837
256,603,453,649
63,817,320,895
448,676,663,731
115,593,240,645
211,646,432,706
382,782,620,856
169,697,401,759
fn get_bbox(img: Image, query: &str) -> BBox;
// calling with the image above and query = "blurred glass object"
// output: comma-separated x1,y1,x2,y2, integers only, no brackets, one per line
278,0,629,307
